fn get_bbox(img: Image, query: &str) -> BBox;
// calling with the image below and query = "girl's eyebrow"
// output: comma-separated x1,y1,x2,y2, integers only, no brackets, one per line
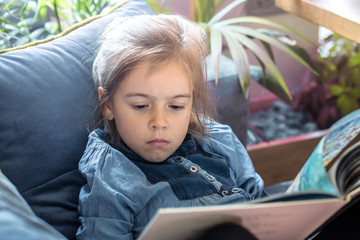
172,94,192,99
125,93,192,99
125,93,149,98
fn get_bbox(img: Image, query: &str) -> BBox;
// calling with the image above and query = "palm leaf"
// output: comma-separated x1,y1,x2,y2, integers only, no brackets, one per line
259,40,275,62
286,44,319,74
218,16,315,46
222,28,250,96
259,28,319,74
225,25,318,75
209,25,223,85
208,0,246,25
250,65,292,102
225,27,291,100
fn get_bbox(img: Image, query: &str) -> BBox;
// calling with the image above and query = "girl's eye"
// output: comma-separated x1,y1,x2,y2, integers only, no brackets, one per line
169,105,184,110
132,104,149,110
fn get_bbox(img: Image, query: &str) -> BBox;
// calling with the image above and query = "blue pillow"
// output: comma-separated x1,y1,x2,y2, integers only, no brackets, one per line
0,0,154,239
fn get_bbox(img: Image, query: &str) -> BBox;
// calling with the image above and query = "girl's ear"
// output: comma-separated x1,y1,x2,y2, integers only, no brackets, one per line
98,87,105,102
98,87,113,116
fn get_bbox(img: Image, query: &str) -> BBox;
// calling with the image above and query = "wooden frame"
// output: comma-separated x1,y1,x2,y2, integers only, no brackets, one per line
275,0,360,43
247,129,328,186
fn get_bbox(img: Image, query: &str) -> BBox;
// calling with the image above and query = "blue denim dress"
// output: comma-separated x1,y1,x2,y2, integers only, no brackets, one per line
76,121,264,240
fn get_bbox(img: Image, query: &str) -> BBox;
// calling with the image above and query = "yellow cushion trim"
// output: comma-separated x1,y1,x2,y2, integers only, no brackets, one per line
0,0,129,54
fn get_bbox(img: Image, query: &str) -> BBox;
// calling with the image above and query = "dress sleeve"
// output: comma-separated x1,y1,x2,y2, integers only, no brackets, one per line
76,138,136,240
200,121,265,199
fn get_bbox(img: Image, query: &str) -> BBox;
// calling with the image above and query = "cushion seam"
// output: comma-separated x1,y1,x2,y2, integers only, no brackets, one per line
20,167,83,195
66,38,96,58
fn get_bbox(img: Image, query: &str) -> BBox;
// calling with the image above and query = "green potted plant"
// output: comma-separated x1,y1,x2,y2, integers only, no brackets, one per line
294,33,360,129
0,0,113,50
147,0,318,102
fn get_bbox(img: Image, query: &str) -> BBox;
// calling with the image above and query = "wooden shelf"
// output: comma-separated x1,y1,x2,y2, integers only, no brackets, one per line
275,0,360,43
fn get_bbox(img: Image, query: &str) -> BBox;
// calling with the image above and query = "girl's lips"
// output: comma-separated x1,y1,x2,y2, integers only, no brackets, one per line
147,139,169,147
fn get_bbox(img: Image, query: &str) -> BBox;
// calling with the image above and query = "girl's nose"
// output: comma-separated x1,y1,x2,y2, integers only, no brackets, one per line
150,109,167,129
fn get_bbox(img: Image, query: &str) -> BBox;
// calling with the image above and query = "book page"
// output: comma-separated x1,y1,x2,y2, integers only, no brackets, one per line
323,116,360,170
287,109,360,196
328,139,360,196
138,198,345,240
286,137,338,195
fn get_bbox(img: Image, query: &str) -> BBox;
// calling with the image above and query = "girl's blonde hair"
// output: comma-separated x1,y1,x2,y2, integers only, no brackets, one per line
93,14,215,143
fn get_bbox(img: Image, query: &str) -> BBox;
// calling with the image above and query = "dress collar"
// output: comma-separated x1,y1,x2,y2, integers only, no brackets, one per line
116,134,198,163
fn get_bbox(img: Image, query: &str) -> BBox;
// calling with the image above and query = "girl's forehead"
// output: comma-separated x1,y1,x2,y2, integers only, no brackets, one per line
130,60,194,82
144,60,190,75
118,61,194,94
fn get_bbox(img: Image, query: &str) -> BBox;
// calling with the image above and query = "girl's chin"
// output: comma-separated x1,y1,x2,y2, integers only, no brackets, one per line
143,153,170,163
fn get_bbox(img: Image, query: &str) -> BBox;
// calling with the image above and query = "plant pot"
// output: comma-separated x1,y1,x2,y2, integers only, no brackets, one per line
207,55,248,147
247,129,327,186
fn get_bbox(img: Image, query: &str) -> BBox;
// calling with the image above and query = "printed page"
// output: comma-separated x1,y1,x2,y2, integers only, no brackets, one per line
327,139,360,196
323,114,360,170
287,109,360,195
286,137,338,195
138,198,345,240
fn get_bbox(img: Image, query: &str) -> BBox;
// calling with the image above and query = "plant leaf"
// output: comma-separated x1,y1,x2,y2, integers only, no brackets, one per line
222,28,250,96
250,65,292,102
217,16,316,46
195,0,216,23
209,25,223,85
34,0,48,22
329,84,344,96
350,88,360,98
145,0,170,14
223,26,292,100
29,27,46,40
226,25,318,75
286,44,319,75
336,95,359,116
259,40,275,62
208,0,246,25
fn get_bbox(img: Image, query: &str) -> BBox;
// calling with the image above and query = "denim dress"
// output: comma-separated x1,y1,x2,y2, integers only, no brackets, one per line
76,121,264,240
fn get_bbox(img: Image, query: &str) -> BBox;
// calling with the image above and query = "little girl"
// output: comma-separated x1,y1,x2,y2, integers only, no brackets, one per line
76,14,264,239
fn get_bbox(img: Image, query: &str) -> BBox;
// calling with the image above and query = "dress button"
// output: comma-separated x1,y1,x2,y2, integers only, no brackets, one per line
221,190,228,196
205,174,215,181
189,165,198,173
231,188,240,193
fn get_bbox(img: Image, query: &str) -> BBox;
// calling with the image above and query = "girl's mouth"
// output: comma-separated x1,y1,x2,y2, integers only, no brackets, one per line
147,139,169,147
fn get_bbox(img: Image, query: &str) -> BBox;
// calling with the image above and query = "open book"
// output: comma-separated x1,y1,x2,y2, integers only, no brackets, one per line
138,109,360,240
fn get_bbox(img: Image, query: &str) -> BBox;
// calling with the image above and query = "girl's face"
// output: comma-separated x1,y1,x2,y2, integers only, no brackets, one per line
102,61,193,163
